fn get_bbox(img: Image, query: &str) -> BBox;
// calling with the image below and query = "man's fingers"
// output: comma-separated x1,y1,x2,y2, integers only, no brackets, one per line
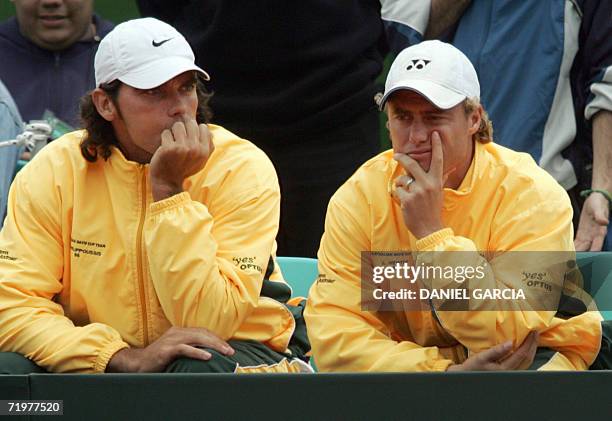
500,331,538,370
476,341,513,365
394,174,414,189
184,329,234,356
175,344,212,361
393,153,427,182
590,231,606,252
183,117,200,145
171,121,188,144
527,331,539,358
574,232,591,251
160,129,174,147
394,183,413,207
593,206,610,226
429,131,444,180
198,124,213,152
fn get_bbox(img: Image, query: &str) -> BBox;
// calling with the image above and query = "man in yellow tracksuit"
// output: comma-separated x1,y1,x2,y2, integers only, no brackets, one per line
0,18,309,374
305,40,606,372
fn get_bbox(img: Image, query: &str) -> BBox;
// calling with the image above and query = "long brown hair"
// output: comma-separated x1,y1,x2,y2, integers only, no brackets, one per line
79,74,213,162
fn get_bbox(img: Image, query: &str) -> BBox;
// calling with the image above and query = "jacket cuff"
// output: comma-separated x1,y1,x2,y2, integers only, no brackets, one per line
150,191,191,216
415,228,454,251
94,341,130,373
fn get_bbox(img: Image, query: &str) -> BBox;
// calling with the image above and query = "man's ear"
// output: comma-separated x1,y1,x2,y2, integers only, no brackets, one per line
91,88,119,122
467,104,483,136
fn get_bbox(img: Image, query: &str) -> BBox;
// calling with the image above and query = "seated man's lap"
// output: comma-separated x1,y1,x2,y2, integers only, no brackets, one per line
165,340,311,373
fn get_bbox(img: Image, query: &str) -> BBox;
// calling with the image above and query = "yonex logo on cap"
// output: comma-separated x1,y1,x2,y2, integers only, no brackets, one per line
406,59,431,71
379,40,479,110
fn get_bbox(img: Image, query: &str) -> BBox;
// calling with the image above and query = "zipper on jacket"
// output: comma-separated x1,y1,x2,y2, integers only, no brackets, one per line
136,167,149,346
53,52,61,121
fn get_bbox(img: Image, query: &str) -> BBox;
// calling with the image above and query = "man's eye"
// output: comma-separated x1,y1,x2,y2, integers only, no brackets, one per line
182,83,197,92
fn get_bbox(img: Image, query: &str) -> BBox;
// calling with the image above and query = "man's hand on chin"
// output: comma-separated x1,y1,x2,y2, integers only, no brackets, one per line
393,132,447,239
150,117,214,202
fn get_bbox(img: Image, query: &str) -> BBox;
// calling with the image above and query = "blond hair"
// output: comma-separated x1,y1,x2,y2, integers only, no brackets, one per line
464,97,493,144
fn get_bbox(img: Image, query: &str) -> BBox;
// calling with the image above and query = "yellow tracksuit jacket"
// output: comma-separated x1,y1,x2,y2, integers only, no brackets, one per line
305,141,602,372
0,125,297,373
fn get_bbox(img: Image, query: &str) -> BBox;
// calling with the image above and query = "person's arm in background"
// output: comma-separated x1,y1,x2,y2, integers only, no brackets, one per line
425,0,472,40
379,0,471,54
573,0,612,251
576,110,612,251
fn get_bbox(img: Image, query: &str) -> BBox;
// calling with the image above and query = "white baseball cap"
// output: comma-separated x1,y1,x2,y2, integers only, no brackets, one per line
94,18,210,89
379,40,480,110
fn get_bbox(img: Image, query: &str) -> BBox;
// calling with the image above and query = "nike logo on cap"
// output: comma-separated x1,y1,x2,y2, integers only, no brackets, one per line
152,38,173,47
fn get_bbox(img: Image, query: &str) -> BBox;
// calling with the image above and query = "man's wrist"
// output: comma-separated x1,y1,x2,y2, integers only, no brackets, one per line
151,180,184,202
412,223,444,240
106,347,142,373
580,189,612,208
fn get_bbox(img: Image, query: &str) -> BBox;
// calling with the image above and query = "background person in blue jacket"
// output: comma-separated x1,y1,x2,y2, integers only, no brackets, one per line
444,0,612,251
0,0,114,127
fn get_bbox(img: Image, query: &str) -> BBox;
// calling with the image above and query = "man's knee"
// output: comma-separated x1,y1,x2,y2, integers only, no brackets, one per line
165,350,236,373
0,352,46,374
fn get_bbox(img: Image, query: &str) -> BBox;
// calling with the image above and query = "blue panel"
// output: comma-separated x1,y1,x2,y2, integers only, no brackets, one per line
383,20,423,55
452,0,565,161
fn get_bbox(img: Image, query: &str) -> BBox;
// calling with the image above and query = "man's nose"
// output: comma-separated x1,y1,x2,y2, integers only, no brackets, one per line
168,95,190,118
40,0,63,8
408,120,429,144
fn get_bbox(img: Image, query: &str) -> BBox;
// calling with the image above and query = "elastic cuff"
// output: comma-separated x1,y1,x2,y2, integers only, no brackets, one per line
94,341,130,373
433,359,453,372
415,228,454,251
150,191,191,215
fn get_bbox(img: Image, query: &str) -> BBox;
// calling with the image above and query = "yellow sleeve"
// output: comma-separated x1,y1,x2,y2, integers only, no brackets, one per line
0,166,128,373
414,195,601,370
144,168,280,339
305,189,453,372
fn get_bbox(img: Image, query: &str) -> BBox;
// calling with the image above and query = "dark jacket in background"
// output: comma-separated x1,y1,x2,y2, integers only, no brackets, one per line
137,0,396,143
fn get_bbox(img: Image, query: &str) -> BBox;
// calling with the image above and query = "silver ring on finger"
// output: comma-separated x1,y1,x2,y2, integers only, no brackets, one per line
405,177,415,189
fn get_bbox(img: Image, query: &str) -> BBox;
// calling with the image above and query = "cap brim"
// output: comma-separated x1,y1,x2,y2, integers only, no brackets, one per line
380,80,466,110
118,56,210,89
